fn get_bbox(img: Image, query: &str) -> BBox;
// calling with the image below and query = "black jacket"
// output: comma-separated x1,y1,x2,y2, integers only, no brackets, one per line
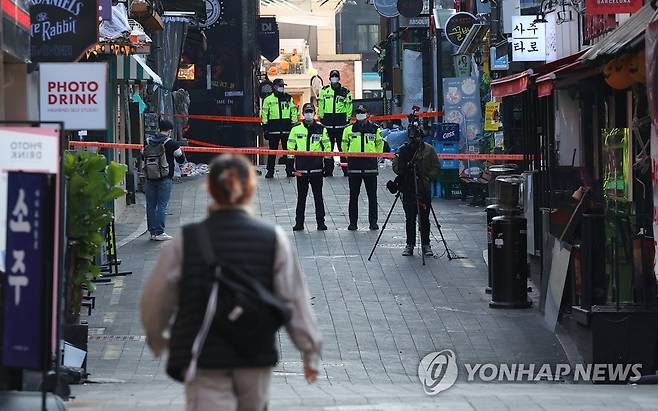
166,210,278,381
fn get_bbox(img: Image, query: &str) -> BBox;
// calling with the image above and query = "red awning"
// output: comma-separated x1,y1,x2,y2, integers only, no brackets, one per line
490,70,533,98
536,61,583,98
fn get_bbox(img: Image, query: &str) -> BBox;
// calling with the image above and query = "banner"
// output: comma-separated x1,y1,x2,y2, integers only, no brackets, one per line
30,0,99,62
258,17,280,62
443,77,482,148
646,13,658,283
39,63,108,130
585,0,642,16
2,173,51,369
484,102,501,131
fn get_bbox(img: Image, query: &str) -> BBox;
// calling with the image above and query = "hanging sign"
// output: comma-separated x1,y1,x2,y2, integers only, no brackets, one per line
397,0,423,18
39,63,108,130
30,0,99,63
484,102,501,131
257,16,280,62
585,0,642,16
444,12,476,47
453,54,472,77
490,48,509,70
374,0,400,18
2,172,53,370
511,16,546,62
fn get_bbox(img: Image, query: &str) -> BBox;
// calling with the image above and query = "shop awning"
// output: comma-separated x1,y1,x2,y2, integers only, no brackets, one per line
581,3,658,61
115,55,163,85
536,62,583,97
490,70,533,98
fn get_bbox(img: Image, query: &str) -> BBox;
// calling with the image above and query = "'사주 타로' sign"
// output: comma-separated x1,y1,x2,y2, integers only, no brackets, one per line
30,0,99,62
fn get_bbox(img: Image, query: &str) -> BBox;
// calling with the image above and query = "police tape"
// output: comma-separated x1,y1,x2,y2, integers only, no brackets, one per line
68,141,525,161
172,111,442,123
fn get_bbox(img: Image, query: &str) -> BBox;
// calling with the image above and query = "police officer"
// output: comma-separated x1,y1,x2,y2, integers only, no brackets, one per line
342,105,384,231
318,69,352,177
261,78,298,178
287,103,333,231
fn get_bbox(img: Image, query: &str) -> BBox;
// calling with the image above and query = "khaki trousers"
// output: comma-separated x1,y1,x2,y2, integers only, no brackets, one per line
185,367,273,411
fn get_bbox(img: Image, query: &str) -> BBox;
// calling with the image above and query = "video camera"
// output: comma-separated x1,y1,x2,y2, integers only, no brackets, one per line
407,105,423,140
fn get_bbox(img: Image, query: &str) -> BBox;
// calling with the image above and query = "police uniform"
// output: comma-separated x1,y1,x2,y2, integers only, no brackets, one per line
341,114,384,230
318,71,352,176
287,114,331,230
261,80,298,177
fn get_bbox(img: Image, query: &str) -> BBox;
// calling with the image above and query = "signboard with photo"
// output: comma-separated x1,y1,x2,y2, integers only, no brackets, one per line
30,0,99,62
39,63,108,130
511,16,546,62
444,12,476,47
442,76,482,149
484,102,501,131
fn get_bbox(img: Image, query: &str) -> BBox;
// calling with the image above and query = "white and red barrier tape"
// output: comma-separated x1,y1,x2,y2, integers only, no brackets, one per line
68,141,526,161
171,111,444,123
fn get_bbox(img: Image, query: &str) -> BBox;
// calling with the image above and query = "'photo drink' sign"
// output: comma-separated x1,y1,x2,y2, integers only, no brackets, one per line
39,63,107,130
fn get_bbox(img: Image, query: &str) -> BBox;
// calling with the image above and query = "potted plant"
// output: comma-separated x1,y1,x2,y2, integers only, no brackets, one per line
63,151,127,325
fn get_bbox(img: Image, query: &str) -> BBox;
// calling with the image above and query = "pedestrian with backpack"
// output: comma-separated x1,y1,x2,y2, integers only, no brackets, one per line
142,119,186,241
140,154,322,411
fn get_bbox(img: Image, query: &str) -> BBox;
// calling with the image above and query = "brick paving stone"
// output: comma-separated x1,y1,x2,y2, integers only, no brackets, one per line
69,167,658,410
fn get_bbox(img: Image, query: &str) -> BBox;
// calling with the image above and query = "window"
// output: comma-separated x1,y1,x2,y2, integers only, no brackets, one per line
357,24,379,53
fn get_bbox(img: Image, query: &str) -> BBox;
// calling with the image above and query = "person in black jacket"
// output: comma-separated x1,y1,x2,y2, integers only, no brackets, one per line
141,154,322,411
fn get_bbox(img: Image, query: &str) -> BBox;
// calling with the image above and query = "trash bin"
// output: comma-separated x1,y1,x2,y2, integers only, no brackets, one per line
490,211,531,308
489,176,531,309
487,164,518,204
485,203,502,294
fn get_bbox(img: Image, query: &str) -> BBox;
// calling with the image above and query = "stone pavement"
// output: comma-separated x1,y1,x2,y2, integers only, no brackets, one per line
67,166,658,411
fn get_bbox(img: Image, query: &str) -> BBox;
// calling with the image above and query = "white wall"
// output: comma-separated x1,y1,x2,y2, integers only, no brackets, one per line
555,90,582,166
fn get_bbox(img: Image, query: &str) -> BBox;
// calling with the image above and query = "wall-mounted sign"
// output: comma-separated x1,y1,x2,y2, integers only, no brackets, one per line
585,0,641,16
199,0,225,29
490,48,509,70
2,172,52,370
453,54,472,77
30,0,99,62
584,14,617,43
374,0,400,18
444,12,476,47
437,123,460,142
484,102,501,131
397,0,423,18
399,15,430,28
443,76,482,147
511,16,546,62
39,63,108,130
258,16,280,62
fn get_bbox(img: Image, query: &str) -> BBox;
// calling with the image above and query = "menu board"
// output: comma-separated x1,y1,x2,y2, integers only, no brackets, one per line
442,77,482,149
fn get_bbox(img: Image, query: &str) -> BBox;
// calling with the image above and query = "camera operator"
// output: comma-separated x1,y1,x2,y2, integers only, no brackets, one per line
392,119,440,257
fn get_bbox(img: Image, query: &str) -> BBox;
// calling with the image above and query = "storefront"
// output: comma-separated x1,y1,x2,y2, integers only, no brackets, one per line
492,5,658,376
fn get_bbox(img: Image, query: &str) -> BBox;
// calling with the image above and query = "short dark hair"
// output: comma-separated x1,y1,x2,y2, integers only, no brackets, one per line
159,119,174,132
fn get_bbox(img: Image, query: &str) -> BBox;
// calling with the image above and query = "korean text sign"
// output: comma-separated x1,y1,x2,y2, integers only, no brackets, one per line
511,16,546,62
2,173,50,369
39,63,108,130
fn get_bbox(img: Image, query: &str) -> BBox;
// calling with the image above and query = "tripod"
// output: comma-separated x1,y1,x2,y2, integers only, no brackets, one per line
368,144,461,264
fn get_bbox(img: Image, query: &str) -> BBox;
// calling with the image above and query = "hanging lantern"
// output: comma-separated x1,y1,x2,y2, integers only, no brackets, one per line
628,51,646,84
603,54,635,90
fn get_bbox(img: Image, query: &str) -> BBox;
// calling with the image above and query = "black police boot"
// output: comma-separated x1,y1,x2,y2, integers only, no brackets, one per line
369,223,379,230
317,222,328,231
347,224,357,231
265,169,274,179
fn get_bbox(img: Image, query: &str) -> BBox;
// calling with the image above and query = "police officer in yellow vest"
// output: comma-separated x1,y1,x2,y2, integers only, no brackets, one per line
318,69,352,177
287,103,333,231
261,78,298,178
341,105,384,231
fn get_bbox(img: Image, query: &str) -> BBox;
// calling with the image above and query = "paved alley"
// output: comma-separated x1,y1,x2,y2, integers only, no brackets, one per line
67,166,658,411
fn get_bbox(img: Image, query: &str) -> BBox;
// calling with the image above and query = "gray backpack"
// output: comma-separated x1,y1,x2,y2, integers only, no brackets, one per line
143,138,170,180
